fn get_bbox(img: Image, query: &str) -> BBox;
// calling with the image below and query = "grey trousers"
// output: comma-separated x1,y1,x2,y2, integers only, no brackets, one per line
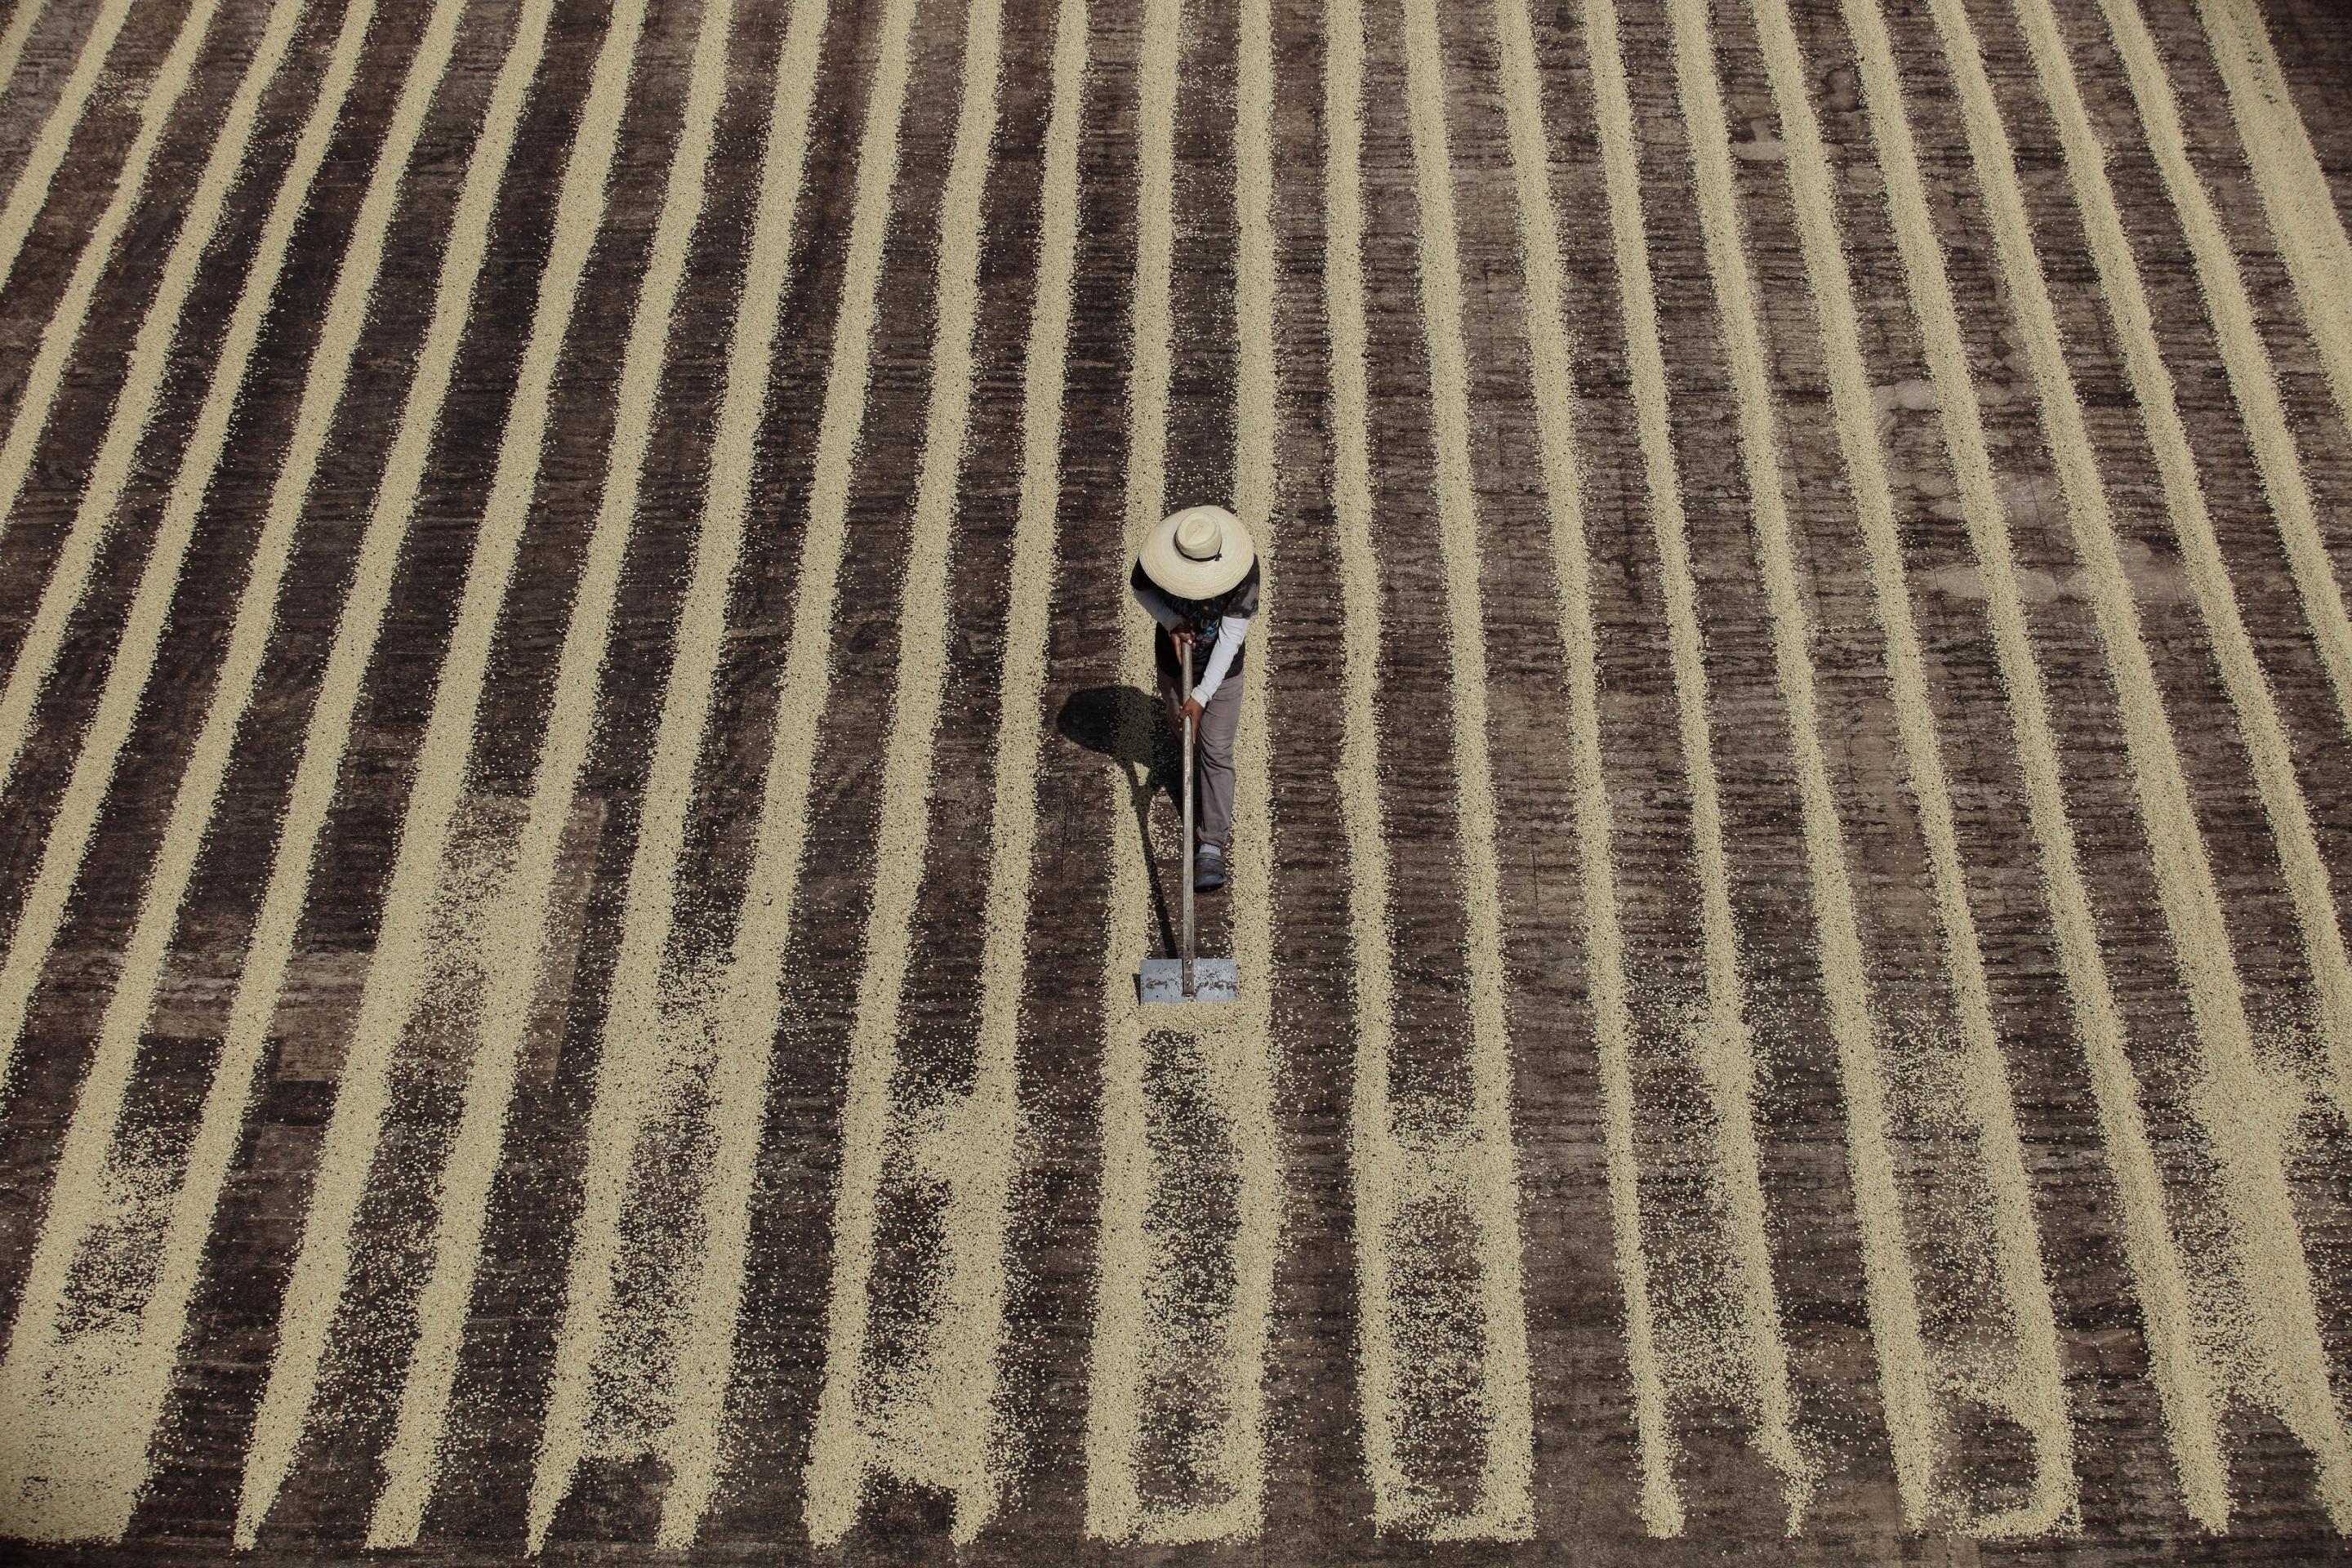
1157,662,1243,849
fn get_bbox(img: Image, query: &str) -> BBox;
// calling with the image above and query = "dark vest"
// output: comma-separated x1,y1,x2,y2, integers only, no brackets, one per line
1135,558,1261,684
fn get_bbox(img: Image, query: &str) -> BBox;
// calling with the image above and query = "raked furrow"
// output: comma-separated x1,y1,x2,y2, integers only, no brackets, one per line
1588,0,1901,1528
0,0,312,1103
800,0,1007,1539
1753,0,2231,1529
801,0,1090,1541
2189,0,2352,447
510,0,829,1529
923,0,1091,1538
2084,0,2352,751
1321,0,1411,1530
649,0,928,1537
1900,0,2352,1523
0,0,473,1541
0,0,53,119
232,0,649,1533
1489,0,1690,1538
1219,0,1283,1522
1339,0,1535,1539
1829,0,2352,1526
525,0,911,1545
1083,0,1283,1539
1678,0,1986,1530
2009,0,2352,1183
1080,0,1182,1517
1686,0,2079,1533
363,0,737,1544
0,0,131,305
1655,0,1883,1499
0,0,233,802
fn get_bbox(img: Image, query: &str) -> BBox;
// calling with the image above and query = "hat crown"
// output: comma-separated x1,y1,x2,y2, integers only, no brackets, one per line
1174,510,1225,562
1140,505,1251,600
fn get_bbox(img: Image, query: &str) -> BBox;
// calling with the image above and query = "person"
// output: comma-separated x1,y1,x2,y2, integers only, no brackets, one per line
1131,503,1259,893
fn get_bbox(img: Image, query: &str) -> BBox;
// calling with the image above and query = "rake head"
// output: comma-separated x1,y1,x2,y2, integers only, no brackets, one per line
1138,956,1240,1004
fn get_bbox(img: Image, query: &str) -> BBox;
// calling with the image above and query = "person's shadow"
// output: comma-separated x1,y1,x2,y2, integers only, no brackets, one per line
1056,684,1178,960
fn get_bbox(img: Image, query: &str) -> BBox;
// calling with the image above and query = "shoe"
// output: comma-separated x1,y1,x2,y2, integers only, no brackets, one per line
1194,842,1227,893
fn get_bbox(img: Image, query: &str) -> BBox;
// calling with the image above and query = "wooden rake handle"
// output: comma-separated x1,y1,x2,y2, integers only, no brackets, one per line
1181,637,1195,995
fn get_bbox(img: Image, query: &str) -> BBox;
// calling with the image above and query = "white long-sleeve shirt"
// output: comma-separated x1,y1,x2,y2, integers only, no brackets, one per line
1130,574,1251,704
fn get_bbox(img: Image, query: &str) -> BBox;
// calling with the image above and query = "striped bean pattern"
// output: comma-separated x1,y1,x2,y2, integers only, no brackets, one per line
0,0,2348,1557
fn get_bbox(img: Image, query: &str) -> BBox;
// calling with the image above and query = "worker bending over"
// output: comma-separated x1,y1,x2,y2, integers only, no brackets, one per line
1131,503,1260,893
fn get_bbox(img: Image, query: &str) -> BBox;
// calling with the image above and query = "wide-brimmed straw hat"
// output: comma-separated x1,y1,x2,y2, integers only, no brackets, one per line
1138,504,1255,600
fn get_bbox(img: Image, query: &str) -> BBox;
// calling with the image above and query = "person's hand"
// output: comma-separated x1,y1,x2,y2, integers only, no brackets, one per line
1181,696,1205,727
1170,626,1196,652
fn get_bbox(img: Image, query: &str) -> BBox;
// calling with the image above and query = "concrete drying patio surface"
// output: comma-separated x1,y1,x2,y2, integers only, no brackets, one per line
0,0,2350,1560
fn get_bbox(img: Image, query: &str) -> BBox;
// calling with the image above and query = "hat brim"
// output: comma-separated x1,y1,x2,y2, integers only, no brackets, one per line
1138,507,1255,600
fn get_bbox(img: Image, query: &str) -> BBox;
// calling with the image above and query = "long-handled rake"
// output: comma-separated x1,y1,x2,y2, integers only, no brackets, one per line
1138,639,1239,1004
